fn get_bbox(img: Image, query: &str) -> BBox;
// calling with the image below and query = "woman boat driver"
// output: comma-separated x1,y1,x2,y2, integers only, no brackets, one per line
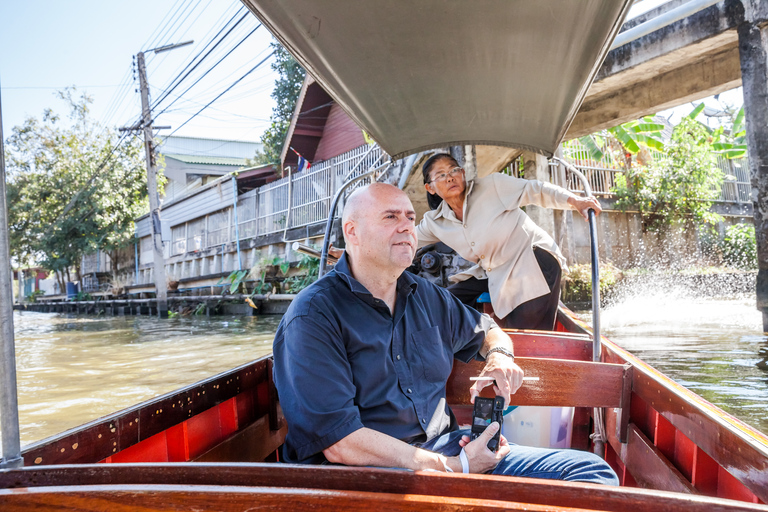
416,153,601,330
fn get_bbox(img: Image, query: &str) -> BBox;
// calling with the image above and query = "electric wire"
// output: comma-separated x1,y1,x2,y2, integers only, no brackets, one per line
152,3,241,92
162,51,274,140
141,0,186,51
152,24,262,120
149,7,248,112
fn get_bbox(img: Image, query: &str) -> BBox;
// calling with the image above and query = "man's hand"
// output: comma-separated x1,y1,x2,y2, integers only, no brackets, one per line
454,422,510,473
469,352,524,405
567,195,602,221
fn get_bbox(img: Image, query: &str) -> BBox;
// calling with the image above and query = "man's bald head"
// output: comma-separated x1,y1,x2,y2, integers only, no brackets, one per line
341,183,411,233
341,183,417,276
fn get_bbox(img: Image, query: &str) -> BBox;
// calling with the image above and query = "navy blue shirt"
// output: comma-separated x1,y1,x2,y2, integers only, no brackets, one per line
272,253,497,464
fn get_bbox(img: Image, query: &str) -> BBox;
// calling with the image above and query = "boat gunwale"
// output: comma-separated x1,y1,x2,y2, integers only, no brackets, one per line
1,462,767,512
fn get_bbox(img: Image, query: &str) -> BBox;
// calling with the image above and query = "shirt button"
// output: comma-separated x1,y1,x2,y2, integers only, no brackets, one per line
407,388,413,394
471,242,475,246
480,255,485,259
396,355,401,360
488,268,492,272
422,418,426,423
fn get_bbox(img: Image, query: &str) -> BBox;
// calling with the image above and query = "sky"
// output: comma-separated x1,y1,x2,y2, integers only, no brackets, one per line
1,1,279,143
0,0,746,148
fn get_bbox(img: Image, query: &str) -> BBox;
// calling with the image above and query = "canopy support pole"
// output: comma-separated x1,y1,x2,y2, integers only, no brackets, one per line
0,84,22,469
552,156,605,457
319,157,390,277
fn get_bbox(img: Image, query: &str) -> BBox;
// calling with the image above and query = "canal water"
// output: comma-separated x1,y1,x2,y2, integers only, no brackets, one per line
592,291,768,435
4,288,768,448
7,311,279,447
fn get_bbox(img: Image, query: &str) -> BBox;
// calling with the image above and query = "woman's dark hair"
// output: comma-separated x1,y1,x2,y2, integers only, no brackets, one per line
422,153,459,210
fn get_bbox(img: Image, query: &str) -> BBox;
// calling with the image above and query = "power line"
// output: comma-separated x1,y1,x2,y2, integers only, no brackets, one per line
152,24,262,119
149,7,248,113
152,3,241,92
163,51,274,139
141,0,186,51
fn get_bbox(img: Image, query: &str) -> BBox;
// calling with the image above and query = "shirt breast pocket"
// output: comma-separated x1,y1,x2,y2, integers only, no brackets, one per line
412,326,452,383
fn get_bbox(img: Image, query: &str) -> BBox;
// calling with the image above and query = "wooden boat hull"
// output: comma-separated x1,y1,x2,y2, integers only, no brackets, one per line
2,308,767,510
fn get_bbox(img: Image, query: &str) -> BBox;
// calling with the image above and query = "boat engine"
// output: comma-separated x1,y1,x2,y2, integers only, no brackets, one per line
407,242,475,288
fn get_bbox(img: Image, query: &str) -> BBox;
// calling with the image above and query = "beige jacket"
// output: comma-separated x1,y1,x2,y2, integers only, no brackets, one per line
415,173,577,318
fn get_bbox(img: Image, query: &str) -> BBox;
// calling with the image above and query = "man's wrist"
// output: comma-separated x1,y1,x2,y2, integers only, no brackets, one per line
486,346,515,360
443,455,462,473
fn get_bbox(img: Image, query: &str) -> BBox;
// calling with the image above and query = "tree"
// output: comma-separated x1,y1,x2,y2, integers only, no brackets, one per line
5,89,147,290
250,41,306,166
612,107,723,231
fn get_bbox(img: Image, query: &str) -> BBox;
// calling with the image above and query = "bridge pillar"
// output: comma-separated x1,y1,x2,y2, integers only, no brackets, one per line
738,19,768,331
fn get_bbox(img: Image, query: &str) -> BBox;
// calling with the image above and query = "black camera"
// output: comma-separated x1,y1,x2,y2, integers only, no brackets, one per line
470,396,505,452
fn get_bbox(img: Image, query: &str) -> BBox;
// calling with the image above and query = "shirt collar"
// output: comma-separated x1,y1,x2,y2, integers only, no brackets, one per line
332,252,418,302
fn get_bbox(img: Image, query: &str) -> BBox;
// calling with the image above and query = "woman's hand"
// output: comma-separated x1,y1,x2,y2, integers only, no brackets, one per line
568,195,602,221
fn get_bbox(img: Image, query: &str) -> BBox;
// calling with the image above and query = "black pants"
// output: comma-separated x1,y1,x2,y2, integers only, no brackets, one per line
447,247,562,331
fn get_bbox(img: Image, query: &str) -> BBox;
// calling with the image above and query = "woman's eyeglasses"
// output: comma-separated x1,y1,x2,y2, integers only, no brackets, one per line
430,167,463,183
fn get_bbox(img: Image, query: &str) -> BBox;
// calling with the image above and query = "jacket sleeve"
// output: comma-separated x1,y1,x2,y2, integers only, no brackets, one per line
415,213,441,248
492,172,576,210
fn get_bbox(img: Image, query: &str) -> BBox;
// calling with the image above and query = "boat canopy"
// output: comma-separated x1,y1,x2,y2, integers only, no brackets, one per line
241,0,632,159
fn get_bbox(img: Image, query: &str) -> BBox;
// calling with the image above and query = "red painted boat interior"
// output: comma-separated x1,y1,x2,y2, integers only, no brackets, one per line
6,309,768,508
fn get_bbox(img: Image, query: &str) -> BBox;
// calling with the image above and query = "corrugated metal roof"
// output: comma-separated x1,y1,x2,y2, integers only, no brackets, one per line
159,136,262,159
163,154,248,166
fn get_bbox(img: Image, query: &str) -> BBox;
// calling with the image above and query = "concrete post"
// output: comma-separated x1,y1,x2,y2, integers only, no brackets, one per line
521,151,556,237
737,19,768,330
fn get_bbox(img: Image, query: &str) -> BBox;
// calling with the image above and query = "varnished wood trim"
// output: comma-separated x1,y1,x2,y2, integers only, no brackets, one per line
448,357,626,408
2,464,767,512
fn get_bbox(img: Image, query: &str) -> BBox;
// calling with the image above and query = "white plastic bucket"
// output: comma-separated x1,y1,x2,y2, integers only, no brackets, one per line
502,406,574,449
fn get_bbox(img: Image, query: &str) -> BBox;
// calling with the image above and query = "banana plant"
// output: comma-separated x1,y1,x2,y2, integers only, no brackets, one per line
712,106,747,160
575,116,666,168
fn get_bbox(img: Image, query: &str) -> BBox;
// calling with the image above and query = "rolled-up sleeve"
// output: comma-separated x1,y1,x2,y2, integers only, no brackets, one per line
273,309,363,462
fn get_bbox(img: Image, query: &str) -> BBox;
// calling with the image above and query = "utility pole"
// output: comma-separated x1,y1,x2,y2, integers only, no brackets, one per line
0,81,22,469
136,50,169,318
125,40,192,318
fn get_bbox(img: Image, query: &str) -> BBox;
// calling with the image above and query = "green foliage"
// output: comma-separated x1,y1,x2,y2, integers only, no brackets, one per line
612,115,723,231
26,289,46,302
74,291,92,301
193,302,207,316
712,106,748,160
720,223,757,270
249,42,306,166
282,253,320,293
577,116,665,167
562,263,624,304
5,88,148,275
220,269,249,294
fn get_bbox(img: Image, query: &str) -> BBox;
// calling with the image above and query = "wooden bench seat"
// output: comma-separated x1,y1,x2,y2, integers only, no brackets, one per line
447,357,633,443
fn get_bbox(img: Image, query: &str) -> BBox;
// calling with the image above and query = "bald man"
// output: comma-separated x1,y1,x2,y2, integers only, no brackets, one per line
272,183,617,483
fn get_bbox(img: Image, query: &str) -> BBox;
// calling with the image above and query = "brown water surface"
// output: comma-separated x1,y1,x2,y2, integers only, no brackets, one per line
581,294,768,435
6,292,768,450
9,311,279,447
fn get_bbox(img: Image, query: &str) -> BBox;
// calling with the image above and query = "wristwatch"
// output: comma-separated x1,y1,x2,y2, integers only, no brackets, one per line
486,346,515,360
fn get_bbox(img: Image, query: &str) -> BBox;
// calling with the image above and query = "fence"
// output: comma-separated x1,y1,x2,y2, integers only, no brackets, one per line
160,144,384,257
558,139,751,203
155,140,752,260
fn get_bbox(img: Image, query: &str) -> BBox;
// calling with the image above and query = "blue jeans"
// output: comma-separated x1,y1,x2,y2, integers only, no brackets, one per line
418,428,619,485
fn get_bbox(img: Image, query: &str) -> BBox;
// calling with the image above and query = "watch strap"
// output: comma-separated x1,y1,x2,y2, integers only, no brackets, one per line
486,346,515,360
